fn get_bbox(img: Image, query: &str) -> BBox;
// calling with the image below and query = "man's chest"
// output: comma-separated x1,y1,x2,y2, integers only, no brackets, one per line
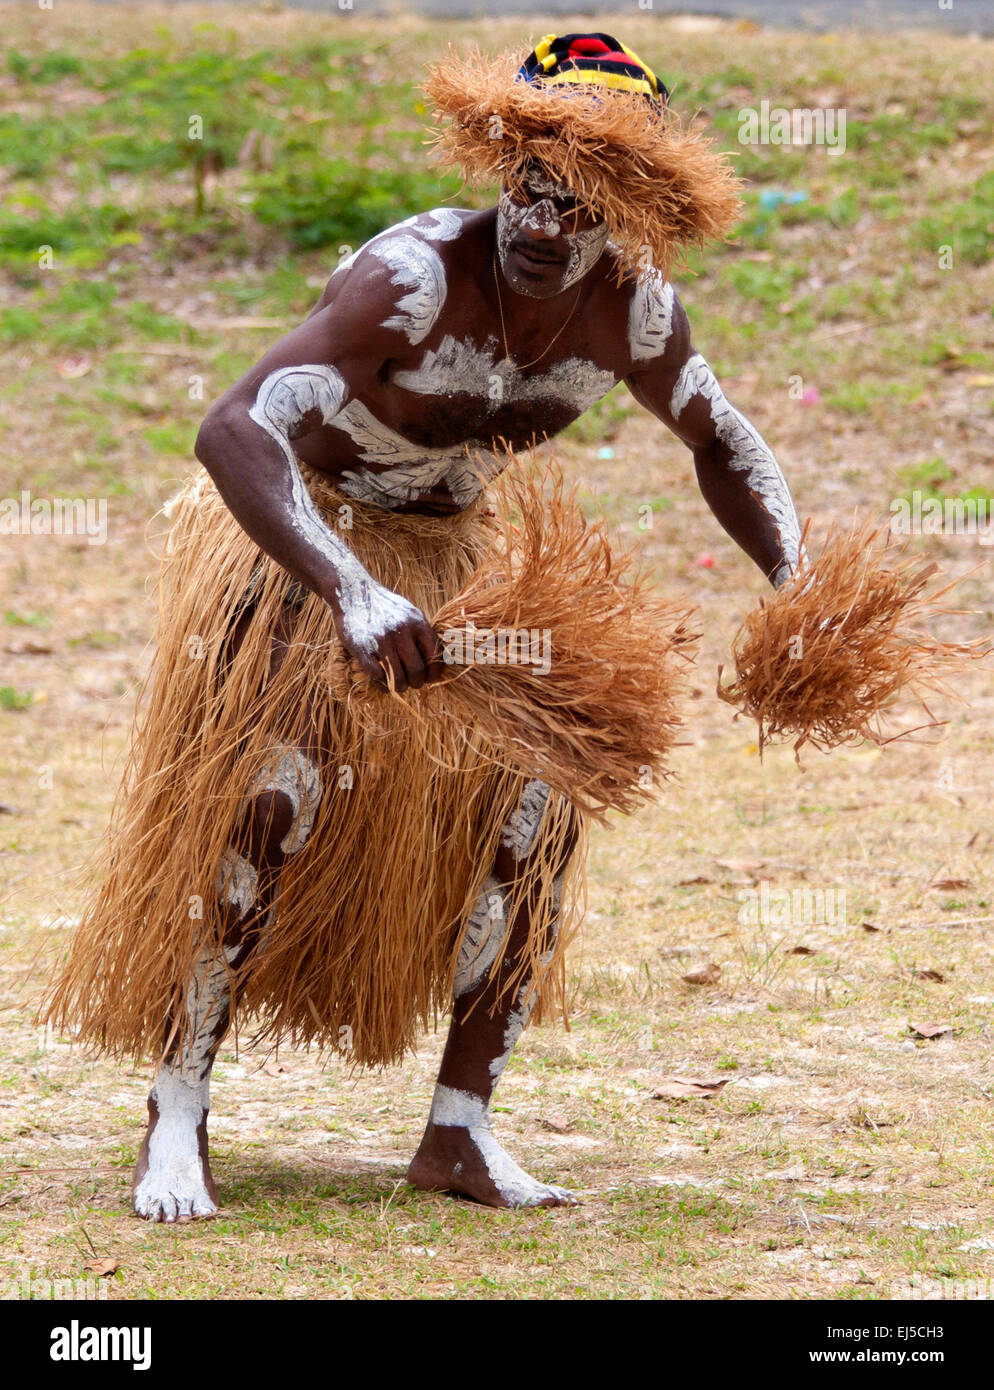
376,332,619,447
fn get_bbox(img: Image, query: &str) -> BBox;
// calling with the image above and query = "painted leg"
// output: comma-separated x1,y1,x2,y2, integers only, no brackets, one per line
408,781,579,1209
133,737,322,1222
132,943,237,1223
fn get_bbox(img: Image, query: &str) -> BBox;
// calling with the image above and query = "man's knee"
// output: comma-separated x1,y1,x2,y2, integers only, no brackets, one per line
240,746,323,865
245,788,297,866
493,780,578,884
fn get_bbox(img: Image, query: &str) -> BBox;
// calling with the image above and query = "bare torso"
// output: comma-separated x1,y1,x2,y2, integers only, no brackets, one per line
290,207,641,514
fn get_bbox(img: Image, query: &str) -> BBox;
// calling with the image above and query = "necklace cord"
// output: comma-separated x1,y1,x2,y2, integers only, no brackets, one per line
492,251,582,372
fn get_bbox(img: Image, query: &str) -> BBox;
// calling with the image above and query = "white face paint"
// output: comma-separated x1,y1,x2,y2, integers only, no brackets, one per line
497,189,608,294
670,352,802,585
495,191,524,269
563,223,610,288
628,268,675,363
247,364,422,653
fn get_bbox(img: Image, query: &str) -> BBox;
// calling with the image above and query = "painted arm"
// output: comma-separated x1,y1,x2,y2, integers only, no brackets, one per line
625,278,802,588
194,245,444,692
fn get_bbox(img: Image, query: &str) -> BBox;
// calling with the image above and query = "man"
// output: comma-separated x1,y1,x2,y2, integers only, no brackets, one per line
46,34,802,1219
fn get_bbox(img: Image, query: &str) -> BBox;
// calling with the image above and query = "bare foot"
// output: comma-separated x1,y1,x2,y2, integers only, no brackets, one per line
132,1085,219,1224
408,1120,579,1209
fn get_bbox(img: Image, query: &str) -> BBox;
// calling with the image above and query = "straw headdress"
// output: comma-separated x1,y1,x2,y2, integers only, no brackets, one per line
422,32,743,281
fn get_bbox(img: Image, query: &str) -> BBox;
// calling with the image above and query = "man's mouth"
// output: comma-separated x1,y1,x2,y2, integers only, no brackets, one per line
514,242,566,272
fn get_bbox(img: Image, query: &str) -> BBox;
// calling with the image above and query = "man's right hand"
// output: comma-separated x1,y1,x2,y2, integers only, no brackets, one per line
330,584,447,693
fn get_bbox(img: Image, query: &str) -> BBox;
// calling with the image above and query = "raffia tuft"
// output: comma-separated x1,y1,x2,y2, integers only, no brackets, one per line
717,520,986,756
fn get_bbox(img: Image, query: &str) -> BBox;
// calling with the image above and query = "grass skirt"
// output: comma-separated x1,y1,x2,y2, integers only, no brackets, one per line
44,458,693,1067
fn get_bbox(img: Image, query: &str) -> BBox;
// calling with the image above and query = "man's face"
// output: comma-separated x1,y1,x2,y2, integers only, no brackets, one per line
496,168,609,299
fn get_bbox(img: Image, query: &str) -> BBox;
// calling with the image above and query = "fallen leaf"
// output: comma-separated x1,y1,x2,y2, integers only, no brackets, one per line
540,1113,571,1133
676,875,711,887
913,968,946,983
57,354,90,379
786,945,816,956
682,962,721,985
651,1078,731,1100
930,878,971,892
83,1257,119,1277
861,921,883,933
3,639,53,655
715,857,765,876
909,1022,952,1039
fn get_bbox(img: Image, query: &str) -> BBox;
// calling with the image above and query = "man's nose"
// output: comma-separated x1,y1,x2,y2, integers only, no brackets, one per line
520,199,561,239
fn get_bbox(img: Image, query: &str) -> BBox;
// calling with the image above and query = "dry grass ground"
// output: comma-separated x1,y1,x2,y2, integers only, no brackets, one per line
1,5,993,1300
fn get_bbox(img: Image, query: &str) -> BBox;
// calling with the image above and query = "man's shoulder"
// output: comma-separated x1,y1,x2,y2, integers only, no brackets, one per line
322,208,482,347
336,207,482,278
612,257,688,371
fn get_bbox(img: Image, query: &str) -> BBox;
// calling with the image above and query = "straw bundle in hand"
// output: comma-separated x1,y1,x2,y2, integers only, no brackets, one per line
717,520,985,756
423,460,698,821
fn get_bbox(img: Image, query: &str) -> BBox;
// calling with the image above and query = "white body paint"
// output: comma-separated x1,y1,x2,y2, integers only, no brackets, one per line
428,1085,577,1208
137,743,323,1222
332,207,471,279
488,985,533,1084
628,268,675,363
392,333,615,409
453,874,507,999
670,352,802,584
332,398,505,510
216,847,259,919
248,363,423,653
331,342,614,511
133,1068,217,1222
401,207,472,243
487,864,564,1083
250,745,322,855
245,204,613,639
500,779,551,860
373,236,447,345
432,776,573,1207
133,943,240,1222
257,209,615,525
